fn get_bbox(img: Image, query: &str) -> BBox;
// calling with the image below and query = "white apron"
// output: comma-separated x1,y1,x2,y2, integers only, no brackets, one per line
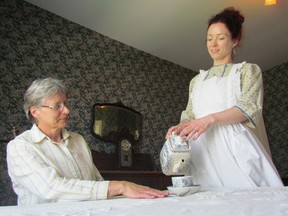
188,63,283,188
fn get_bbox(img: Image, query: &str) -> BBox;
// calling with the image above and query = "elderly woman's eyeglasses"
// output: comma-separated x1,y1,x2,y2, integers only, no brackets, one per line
41,102,69,112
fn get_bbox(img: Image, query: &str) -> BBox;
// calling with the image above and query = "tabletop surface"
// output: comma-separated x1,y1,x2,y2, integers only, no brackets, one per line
0,187,287,216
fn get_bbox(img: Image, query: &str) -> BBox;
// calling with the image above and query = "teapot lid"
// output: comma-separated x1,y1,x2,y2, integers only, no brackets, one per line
167,132,190,152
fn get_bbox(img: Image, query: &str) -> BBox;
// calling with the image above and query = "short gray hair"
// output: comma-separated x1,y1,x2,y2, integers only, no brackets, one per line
23,77,67,123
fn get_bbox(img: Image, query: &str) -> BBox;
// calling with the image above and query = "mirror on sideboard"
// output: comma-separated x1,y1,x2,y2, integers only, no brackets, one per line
91,102,142,144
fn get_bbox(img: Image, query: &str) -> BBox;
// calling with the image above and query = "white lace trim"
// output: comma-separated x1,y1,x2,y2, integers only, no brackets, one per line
226,61,246,107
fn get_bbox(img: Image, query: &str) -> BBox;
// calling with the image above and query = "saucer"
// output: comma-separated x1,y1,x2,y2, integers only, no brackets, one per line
167,185,201,196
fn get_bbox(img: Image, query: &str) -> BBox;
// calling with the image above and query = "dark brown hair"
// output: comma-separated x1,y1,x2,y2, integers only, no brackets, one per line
208,7,244,42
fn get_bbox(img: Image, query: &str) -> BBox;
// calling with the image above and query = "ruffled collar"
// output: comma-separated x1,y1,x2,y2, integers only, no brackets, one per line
200,64,232,80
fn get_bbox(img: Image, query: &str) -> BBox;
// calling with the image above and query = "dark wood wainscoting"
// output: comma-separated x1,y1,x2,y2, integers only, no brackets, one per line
91,151,172,190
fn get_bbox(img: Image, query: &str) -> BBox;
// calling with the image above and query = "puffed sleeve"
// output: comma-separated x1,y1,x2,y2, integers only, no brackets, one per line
180,76,197,122
235,63,263,128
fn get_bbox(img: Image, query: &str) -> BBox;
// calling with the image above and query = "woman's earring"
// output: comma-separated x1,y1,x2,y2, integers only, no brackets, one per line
233,47,236,55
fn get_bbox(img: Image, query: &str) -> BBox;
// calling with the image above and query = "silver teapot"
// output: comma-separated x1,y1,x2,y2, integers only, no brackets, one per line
160,132,191,176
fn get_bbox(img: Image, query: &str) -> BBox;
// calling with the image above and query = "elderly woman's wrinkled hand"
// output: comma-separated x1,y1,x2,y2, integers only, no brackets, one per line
109,181,169,199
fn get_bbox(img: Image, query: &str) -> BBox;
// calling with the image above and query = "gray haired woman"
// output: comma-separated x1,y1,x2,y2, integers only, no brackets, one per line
7,77,168,205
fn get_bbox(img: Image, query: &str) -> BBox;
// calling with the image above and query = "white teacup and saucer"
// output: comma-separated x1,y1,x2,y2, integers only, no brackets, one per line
167,176,200,196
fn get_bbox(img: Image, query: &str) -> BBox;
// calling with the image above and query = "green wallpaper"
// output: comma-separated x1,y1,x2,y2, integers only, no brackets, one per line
0,0,287,206
0,0,195,205
262,62,288,180
0,0,195,156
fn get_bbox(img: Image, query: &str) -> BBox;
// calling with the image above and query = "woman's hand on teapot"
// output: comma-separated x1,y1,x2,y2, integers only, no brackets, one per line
179,115,215,141
165,120,190,139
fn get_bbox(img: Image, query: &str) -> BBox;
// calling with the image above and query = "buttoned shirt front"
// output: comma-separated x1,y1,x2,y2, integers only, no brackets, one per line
7,124,109,205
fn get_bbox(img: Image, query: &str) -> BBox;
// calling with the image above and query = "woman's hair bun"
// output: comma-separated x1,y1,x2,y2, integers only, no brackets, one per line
208,7,244,41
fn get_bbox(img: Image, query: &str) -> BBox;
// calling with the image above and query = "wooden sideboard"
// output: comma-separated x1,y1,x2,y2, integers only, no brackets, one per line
91,151,172,190
100,170,172,190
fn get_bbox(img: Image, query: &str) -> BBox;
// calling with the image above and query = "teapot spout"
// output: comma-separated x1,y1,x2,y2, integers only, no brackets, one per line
173,159,191,175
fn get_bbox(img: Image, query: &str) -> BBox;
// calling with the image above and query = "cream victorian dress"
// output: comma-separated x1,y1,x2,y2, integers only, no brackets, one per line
182,62,283,188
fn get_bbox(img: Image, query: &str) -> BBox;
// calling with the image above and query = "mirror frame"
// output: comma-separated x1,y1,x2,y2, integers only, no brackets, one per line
91,102,142,144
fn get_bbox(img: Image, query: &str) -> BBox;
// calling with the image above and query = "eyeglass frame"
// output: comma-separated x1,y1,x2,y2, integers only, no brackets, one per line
40,102,70,112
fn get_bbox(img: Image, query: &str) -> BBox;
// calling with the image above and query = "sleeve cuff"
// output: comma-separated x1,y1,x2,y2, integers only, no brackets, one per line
93,180,110,200
234,106,256,128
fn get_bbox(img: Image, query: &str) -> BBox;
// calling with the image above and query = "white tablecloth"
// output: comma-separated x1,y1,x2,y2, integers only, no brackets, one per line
0,187,287,216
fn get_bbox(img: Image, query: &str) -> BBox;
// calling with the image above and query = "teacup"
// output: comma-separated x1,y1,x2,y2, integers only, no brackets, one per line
172,176,194,187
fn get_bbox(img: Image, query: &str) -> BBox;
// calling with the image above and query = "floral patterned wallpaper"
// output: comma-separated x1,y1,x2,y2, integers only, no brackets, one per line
0,0,195,156
0,0,287,206
0,0,195,205
262,62,288,181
